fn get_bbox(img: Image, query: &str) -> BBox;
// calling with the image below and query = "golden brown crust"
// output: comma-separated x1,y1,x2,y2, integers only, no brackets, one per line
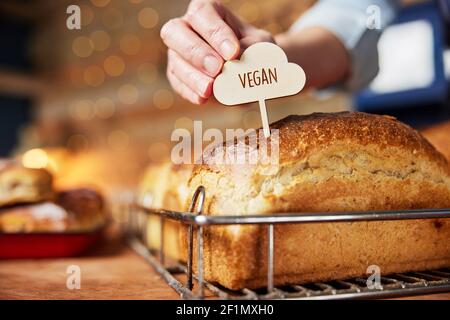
185,112,450,289
191,112,450,215
200,219,450,290
138,162,193,259
138,163,171,209
199,112,449,174
0,162,54,208
138,162,193,211
422,120,450,162
0,188,106,233
271,112,448,167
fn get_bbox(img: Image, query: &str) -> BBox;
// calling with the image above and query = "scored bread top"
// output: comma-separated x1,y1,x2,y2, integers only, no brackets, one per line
202,112,449,171
189,112,450,214
274,112,448,166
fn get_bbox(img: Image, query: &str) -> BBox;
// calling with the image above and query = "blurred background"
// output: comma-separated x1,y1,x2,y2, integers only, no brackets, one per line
0,0,448,198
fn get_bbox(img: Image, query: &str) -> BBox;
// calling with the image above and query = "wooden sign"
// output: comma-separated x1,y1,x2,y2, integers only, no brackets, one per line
213,42,306,138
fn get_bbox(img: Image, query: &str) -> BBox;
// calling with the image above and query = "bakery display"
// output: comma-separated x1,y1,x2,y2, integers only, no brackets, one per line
0,188,106,233
422,120,450,162
183,112,450,289
138,162,192,259
0,158,107,234
0,160,54,207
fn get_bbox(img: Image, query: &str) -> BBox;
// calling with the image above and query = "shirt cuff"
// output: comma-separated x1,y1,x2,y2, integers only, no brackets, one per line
290,0,399,91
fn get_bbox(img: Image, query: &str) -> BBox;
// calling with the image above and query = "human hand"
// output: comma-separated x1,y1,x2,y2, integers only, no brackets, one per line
160,0,274,104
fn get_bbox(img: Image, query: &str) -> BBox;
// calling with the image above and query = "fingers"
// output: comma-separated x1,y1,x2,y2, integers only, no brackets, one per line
167,49,213,99
161,18,223,77
167,69,207,105
161,0,275,105
185,1,240,60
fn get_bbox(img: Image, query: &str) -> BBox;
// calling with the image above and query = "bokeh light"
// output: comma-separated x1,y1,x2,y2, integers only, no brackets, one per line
104,55,125,77
80,5,95,27
120,34,141,55
70,100,95,120
72,36,94,58
174,117,194,131
118,84,139,105
22,148,48,169
90,30,111,51
95,98,116,119
153,89,174,110
138,7,159,29
137,63,157,84
84,65,105,87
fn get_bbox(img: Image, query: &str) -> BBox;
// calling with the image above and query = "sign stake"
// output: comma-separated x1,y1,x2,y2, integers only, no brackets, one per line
258,99,270,138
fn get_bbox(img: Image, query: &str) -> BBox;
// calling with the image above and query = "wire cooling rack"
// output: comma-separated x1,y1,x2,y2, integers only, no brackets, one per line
125,186,450,300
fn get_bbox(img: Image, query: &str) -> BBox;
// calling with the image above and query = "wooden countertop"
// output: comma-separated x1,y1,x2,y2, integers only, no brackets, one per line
0,227,449,300
0,227,178,300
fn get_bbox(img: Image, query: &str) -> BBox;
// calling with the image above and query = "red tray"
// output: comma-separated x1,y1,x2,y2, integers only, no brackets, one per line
0,227,104,259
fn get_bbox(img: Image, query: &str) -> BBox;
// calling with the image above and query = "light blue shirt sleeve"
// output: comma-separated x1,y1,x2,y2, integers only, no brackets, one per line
290,0,400,91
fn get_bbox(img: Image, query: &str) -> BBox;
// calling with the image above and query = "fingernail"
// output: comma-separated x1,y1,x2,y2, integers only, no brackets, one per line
220,40,237,60
203,55,221,75
197,78,211,97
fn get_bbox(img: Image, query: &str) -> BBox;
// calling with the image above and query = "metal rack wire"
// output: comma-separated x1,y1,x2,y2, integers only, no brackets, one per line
125,186,450,300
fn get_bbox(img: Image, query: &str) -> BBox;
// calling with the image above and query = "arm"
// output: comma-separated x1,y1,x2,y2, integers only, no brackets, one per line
282,0,400,91
275,27,351,90
160,0,274,105
160,0,399,105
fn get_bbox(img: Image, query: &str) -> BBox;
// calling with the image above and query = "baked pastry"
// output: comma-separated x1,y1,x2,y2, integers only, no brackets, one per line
0,160,53,207
56,188,106,231
0,188,106,232
185,112,450,290
0,202,72,232
421,121,450,162
138,162,192,259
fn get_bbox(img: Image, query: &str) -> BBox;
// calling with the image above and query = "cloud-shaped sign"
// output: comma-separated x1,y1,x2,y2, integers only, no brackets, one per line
213,42,306,137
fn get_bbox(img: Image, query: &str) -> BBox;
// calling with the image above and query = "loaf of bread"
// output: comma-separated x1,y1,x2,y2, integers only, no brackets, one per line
0,160,53,207
185,112,450,290
138,162,192,260
422,120,450,162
